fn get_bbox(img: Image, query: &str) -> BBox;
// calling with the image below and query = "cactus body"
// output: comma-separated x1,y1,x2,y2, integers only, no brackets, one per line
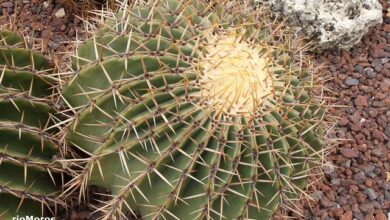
63,1,326,219
0,30,63,218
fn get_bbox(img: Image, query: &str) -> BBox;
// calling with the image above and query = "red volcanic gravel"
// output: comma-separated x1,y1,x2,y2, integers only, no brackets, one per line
300,1,390,219
0,0,389,219
0,0,87,58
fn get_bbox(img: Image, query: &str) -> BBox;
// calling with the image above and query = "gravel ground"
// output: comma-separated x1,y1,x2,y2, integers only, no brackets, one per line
0,0,86,62
0,0,389,219
300,1,390,219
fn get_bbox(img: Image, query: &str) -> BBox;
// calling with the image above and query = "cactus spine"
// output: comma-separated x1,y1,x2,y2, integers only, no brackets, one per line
0,30,64,218
62,0,327,219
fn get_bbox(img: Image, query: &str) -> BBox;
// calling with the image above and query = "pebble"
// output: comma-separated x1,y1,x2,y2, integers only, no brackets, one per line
345,77,360,86
355,95,369,106
311,191,324,202
354,64,363,73
1,2,12,7
361,165,375,175
385,191,390,200
322,161,335,174
374,64,383,72
341,148,360,158
360,203,375,213
353,171,366,184
375,212,387,220
331,178,341,186
320,196,335,208
363,188,377,200
372,146,385,157
363,67,376,78
340,211,353,220
385,125,390,138
365,214,375,220
55,8,65,18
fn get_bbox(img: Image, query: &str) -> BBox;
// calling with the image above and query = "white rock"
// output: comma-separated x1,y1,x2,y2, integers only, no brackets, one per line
322,161,335,174
255,0,383,50
55,8,66,18
43,1,49,8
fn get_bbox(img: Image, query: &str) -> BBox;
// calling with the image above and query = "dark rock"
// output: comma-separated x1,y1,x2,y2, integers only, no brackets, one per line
359,203,374,213
345,77,359,86
320,196,335,208
385,126,390,137
353,171,366,184
363,188,377,200
354,64,363,73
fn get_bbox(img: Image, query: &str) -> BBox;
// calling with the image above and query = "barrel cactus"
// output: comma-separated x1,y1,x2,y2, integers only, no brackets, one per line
62,0,327,219
0,30,64,218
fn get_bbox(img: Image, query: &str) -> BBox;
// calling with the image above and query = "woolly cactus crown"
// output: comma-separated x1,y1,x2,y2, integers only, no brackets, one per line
62,0,327,219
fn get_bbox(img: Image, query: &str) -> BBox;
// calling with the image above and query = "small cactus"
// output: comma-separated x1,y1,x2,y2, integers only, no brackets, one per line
0,30,64,218
62,0,327,219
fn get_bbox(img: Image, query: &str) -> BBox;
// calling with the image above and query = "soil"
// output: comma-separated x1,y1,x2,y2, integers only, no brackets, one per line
0,0,389,219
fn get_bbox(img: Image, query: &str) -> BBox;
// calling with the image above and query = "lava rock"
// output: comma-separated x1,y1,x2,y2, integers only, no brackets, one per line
360,203,375,213
355,95,369,106
364,188,377,200
340,211,353,220
341,148,360,158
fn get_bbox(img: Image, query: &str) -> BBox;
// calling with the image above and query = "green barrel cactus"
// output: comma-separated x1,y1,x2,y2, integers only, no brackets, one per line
0,30,64,218
63,0,326,219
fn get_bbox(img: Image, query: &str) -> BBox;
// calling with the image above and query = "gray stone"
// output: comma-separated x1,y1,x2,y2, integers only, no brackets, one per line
354,64,363,73
372,146,385,157
331,178,341,186
363,67,376,78
361,164,375,174
310,191,324,202
1,2,13,7
255,0,383,50
353,171,366,184
373,58,389,65
322,161,335,174
385,126,390,137
364,188,377,200
345,77,359,86
320,196,335,208
359,203,374,213
374,64,383,72
367,172,376,179
385,191,390,200
345,159,352,167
